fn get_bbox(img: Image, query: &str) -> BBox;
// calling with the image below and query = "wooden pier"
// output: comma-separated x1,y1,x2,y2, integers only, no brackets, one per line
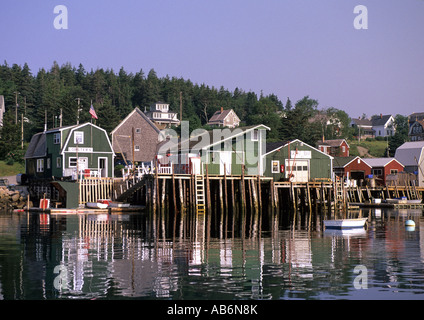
27,166,424,220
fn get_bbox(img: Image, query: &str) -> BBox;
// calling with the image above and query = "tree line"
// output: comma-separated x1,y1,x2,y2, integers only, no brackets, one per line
0,61,408,162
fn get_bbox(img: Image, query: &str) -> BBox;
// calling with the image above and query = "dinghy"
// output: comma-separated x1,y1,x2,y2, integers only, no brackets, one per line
86,202,109,209
323,218,368,229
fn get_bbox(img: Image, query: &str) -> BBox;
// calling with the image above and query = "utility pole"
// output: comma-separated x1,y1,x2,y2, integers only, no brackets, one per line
76,98,83,125
14,91,20,124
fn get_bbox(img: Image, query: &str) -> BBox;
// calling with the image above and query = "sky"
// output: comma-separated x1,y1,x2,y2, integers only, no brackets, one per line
1,0,424,118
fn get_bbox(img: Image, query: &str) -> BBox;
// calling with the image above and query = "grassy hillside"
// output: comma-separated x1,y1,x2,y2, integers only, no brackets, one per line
0,161,25,177
348,139,389,158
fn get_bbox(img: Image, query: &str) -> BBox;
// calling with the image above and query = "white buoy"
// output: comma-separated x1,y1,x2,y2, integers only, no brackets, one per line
405,220,416,227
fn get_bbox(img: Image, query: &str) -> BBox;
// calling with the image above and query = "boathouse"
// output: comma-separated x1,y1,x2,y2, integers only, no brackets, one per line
263,139,333,182
394,141,424,186
25,122,115,180
111,107,161,164
362,158,404,186
333,156,372,183
158,124,269,175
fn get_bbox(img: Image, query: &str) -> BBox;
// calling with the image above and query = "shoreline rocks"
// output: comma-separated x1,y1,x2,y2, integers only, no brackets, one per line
0,186,32,210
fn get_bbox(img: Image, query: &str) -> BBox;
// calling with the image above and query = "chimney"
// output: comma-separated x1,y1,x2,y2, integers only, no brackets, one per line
221,107,223,113
380,113,382,119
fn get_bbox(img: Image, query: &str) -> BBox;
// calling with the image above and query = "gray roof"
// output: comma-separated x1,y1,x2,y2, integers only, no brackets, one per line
24,132,46,159
362,157,403,168
395,141,424,167
371,114,393,126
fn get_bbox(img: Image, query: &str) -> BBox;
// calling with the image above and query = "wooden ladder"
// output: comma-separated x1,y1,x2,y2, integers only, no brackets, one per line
195,174,206,214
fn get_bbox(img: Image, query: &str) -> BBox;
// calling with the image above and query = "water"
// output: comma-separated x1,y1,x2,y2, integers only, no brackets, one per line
0,207,424,300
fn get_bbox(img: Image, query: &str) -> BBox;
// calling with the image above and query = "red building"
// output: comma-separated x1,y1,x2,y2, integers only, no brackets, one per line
333,156,372,182
317,139,350,157
362,158,404,185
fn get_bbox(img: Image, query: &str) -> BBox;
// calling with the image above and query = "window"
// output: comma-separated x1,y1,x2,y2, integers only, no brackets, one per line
342,146,346,153
372,169,383,175
69,157,78,168
74,131,84,144
47,158,51,170
271,160,280,173
56,157,62,168
251,130,258,141
36,159,44,173
135,145,140,152
135,128,141,134
53,133,60,144
390,169,398,174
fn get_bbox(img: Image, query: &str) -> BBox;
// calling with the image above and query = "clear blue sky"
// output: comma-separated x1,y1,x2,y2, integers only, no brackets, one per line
1,0,423,118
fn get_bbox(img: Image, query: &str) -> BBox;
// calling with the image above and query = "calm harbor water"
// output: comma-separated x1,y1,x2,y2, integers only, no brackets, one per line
0,207,424,300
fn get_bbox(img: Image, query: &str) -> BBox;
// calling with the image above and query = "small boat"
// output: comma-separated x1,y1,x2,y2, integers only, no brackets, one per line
386,198,422,204
323,218,368,229
97,199,130,208
86,202,109,209
108,202,130,208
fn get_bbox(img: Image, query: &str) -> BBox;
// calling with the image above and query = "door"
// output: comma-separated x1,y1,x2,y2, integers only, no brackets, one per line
190,157,201,175
220,151,232,175
98,157,108,177
286,159,309,182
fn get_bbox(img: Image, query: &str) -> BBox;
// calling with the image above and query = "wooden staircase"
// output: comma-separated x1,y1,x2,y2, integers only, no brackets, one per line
195,174,206,214
116,177,146,202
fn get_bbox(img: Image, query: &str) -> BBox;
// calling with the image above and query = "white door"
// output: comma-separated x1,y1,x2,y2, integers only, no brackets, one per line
190,157,201,175
220,151,232,175
98,157,108,177
286,159,309,182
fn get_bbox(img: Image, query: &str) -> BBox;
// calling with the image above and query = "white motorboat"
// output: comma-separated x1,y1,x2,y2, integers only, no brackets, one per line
323,218,368,229
86,202,109,209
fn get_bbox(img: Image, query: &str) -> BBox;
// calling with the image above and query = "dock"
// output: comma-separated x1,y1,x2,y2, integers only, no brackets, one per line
23,165,424,218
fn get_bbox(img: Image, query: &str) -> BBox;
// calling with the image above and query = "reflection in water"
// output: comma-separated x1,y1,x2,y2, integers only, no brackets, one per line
0,207,424,299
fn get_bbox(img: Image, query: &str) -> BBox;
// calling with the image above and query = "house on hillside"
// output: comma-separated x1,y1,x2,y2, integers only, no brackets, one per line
25,122,115,180
333,156,372,184
350,118,374,140
144,101,180,128
158,125,269,175
111,107,161,164
362,158,404,186
395,141,424,186
350,114,395,140
207,108,241,128
316,139,349,157
263,140,333,182
407,112,424,141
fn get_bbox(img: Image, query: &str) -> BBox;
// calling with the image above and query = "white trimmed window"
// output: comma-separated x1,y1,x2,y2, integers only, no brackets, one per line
53,133,60,144
37,159,44,172
74,131,84,144
272,160,280,173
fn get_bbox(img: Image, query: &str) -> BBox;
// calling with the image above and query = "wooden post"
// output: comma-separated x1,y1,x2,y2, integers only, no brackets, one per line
241,165,246,212
257,175,262,213
206,165,211,213
219,179,224,214
161,178,166,211
172,167,177,211
251,179,258,213
224,164,228,213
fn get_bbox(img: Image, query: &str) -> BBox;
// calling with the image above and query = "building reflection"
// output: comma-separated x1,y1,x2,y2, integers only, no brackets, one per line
0,207,423,299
